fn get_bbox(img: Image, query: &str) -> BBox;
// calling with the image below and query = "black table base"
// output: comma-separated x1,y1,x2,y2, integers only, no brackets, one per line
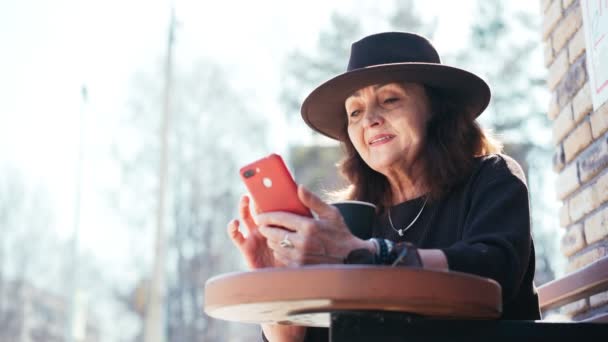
330,311,608,342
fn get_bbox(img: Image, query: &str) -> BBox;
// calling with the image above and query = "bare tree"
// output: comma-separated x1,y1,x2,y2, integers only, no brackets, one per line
0,167,58,287
114,59,267,341
280,12,362,130
0,166,68,339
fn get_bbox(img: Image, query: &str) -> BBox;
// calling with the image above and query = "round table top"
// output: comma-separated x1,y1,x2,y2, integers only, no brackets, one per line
204,265,502,327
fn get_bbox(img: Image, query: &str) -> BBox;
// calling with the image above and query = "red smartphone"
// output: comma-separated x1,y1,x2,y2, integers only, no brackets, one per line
239,154,312,217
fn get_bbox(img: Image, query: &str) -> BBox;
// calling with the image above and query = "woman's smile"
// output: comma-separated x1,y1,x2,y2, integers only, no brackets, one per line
368,134,395,146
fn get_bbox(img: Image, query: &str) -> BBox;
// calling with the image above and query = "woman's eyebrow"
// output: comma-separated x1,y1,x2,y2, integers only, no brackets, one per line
376,83,402,92
349,84,387,99
374,83,387,90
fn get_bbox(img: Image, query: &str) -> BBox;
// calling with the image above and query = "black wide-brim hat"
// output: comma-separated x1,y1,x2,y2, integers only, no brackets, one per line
301,32,491,141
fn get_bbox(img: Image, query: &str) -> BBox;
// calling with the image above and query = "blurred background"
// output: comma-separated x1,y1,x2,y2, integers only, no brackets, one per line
0,0,561,341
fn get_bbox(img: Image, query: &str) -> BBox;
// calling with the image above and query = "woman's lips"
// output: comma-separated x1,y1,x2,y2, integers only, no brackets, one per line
368,134,395,146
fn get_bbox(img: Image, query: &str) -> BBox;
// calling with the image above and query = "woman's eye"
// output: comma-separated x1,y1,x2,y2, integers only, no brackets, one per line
383,97,399,104
350,110,360,117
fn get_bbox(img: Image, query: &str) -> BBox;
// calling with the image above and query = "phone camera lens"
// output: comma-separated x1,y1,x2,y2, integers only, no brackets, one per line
243,169,255,178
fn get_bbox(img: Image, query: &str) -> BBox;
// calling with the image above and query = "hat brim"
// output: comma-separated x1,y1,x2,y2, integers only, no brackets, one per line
301,63,491,141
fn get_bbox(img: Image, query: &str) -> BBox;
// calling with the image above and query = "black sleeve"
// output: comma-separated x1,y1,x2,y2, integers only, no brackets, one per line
441,164,532,302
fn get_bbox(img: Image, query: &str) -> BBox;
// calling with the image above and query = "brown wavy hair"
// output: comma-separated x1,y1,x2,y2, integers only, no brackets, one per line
334,85,502,213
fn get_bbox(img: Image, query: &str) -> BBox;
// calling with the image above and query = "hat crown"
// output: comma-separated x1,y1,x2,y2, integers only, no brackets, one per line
347,32,440,71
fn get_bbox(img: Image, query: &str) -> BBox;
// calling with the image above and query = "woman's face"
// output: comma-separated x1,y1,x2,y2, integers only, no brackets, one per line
345,82,432,175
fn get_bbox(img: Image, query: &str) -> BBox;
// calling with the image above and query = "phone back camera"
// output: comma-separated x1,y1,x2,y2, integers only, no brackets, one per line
243,169,255,178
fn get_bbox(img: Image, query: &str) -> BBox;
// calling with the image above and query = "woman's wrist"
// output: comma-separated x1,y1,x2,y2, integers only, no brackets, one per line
343,238,377,264
364,238,377,254
364,238,423,267
343,237,376,256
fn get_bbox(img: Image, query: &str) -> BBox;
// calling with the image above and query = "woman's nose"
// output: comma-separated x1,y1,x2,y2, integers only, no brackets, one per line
363,110,383,128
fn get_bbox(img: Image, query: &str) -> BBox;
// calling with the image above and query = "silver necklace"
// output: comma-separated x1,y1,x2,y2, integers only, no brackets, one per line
388,196,428,237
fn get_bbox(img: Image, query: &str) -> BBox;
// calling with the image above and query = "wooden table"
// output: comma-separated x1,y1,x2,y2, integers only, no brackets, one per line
205,266,608,341
204,265,502,327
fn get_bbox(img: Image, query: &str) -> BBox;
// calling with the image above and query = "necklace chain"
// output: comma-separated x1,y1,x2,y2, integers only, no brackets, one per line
388,197,428,237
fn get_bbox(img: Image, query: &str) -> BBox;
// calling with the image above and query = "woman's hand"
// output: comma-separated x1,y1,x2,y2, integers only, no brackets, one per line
227,195,285,269
256,185,372,266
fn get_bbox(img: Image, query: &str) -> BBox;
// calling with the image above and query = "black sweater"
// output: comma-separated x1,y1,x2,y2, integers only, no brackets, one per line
374,153,540,319
268,154,541,341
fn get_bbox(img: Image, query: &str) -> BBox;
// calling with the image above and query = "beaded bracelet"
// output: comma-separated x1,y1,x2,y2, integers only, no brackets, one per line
385,239,395,257
371,238,396,264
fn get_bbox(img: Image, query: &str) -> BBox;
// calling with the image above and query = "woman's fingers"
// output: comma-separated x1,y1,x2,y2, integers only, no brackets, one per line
250,198,261,216
298,185,338,219
256,211,312,234
261,227,305,263
267,235,335,266
259,226,299,246
239,195,258,233
262,227,328,266
227,219,245,247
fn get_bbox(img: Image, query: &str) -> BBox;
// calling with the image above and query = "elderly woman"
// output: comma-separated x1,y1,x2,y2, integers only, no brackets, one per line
227,32,540,341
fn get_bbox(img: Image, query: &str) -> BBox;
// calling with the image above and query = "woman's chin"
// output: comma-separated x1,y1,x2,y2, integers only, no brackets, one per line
367,158,401,175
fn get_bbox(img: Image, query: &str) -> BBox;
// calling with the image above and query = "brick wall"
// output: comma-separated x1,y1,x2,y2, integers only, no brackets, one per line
542,0,608,320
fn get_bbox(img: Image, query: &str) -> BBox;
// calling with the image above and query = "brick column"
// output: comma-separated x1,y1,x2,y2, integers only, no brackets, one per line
542,0,608,319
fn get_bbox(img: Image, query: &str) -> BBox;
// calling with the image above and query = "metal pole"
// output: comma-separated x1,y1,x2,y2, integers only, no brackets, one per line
143,5,175,342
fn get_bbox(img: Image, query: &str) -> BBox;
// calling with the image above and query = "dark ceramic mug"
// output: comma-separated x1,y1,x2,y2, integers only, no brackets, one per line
332,200,376,240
